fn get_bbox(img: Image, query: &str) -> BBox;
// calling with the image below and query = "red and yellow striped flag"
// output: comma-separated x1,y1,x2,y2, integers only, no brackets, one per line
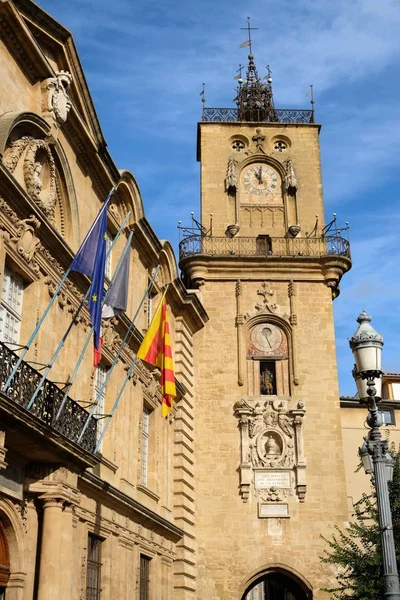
137,296,176,417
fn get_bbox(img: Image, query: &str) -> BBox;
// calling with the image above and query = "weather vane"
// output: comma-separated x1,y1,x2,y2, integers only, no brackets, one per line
240,16,258,54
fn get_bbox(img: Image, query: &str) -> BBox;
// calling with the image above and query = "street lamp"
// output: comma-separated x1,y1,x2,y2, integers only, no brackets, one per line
349,310,400,600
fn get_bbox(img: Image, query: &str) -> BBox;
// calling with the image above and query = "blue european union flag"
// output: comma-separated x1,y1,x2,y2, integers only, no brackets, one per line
70,193,111,278
87,206,108,365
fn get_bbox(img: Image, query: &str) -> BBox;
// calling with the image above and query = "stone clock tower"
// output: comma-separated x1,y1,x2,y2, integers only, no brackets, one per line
179,47,352,600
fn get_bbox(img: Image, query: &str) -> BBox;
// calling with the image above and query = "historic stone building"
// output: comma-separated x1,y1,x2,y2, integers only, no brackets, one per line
0,1,393,599
0,1,207,598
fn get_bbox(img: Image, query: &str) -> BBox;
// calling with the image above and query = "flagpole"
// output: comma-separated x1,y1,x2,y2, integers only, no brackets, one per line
2,188,115,393
54,228,134,422
26,213,130,412
76,265,161,445
94,285,169,453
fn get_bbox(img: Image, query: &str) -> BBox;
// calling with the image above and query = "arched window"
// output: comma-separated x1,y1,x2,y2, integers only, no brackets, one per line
247,323,289,397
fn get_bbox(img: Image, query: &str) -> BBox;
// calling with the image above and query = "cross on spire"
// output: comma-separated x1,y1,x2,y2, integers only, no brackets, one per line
240,16,257,55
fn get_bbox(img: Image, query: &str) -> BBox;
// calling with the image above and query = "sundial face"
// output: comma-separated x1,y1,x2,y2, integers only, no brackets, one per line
250,323,283,354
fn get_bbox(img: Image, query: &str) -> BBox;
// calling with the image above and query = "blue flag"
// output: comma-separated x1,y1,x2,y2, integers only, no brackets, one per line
87,206,108,366
70,191,112,278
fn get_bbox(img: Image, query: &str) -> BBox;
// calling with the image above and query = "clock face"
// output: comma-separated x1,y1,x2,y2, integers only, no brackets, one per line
242,164,279,197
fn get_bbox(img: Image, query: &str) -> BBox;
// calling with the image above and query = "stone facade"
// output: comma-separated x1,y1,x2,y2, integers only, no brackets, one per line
0,1,207,598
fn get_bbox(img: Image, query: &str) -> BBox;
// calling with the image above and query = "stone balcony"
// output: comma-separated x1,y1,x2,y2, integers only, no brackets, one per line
179,234,351,297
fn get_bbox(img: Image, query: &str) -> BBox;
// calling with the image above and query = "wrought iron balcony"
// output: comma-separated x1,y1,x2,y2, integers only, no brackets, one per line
179,234,350,260
201,108,314,124
0,341,97,453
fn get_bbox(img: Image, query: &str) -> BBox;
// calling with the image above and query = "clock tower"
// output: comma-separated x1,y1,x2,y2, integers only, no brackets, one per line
180,42,352,600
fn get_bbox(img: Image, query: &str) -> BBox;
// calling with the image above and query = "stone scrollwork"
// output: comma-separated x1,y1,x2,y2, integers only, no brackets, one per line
42,71,73,126
234,398,306,503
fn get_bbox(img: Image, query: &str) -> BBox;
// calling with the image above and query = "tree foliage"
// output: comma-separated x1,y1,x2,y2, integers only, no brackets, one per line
321,448,400,599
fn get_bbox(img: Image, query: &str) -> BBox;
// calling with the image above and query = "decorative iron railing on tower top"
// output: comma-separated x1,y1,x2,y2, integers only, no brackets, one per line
201,108,314,124
0,341,97,453
179,234,350,260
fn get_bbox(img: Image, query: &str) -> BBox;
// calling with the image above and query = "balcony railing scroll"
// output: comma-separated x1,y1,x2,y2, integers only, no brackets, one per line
202,108,314,124
0,341,97,453
179,234,350,260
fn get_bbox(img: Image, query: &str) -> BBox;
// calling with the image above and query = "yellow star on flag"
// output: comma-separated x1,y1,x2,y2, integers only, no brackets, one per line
92,294,97,302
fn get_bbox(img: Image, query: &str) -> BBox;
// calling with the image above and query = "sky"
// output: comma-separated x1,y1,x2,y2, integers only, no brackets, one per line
35,0,400,396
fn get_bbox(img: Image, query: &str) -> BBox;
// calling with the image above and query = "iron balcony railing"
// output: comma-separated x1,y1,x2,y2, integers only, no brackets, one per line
0,341,97,453
202,108,314,124
179,234,350,260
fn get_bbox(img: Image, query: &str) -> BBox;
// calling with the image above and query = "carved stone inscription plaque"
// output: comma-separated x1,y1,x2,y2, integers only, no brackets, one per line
255,470,290,489
259,503,289,518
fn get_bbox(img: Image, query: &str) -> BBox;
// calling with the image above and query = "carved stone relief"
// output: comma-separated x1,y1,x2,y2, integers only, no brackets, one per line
283,157,298,192
42,71,73,126
10,215,41,263
234,398,306,504
225,156,238,192
3,136,59,223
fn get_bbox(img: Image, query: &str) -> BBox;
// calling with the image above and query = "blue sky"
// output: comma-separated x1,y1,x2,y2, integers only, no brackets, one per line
35,0,400,396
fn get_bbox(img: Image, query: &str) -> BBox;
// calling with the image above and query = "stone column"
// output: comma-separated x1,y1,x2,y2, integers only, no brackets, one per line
36,497,73,600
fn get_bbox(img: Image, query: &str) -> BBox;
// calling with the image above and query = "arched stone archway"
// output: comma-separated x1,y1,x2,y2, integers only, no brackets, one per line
241,566,313,600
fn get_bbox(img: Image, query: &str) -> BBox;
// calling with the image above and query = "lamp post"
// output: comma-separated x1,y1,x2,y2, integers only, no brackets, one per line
349,310,400,600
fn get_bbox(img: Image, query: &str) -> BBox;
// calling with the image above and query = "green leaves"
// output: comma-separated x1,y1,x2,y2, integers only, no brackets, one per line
321,450,400,599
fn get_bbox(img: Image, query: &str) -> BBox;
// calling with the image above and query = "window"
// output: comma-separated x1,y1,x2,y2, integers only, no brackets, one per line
139,555,151,600
141,408,150,486
94,364,108,445
105,230,113,279
260,361,277,395
86,534,102,600
0,268,24,345
379,409,395,426
392,383,400,400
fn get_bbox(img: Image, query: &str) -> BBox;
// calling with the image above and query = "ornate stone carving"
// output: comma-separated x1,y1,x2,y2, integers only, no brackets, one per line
42,71,73,125
225,156,238,191
284,157,298,192
254,281,278,314
3,136,59,222
234,398,306,503
102,318,122,354
252,128,266,153
24,139,57,221
10,215,41,263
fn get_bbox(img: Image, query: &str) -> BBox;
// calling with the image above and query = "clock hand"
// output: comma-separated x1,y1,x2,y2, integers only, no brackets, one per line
258,166,263,184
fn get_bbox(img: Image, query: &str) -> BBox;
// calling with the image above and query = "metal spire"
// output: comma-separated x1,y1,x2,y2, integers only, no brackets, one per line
235,18,276,122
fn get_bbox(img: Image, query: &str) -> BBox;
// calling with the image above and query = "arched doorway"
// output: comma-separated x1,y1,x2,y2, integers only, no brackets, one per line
243,569,312,600
0,520,10,599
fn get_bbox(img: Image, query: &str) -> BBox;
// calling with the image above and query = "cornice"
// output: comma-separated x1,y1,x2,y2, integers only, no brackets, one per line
179,253,351,298
0,0,51,83
80,471,184,542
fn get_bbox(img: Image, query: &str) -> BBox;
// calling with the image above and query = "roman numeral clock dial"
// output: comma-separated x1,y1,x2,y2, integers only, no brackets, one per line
242,164,279,204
